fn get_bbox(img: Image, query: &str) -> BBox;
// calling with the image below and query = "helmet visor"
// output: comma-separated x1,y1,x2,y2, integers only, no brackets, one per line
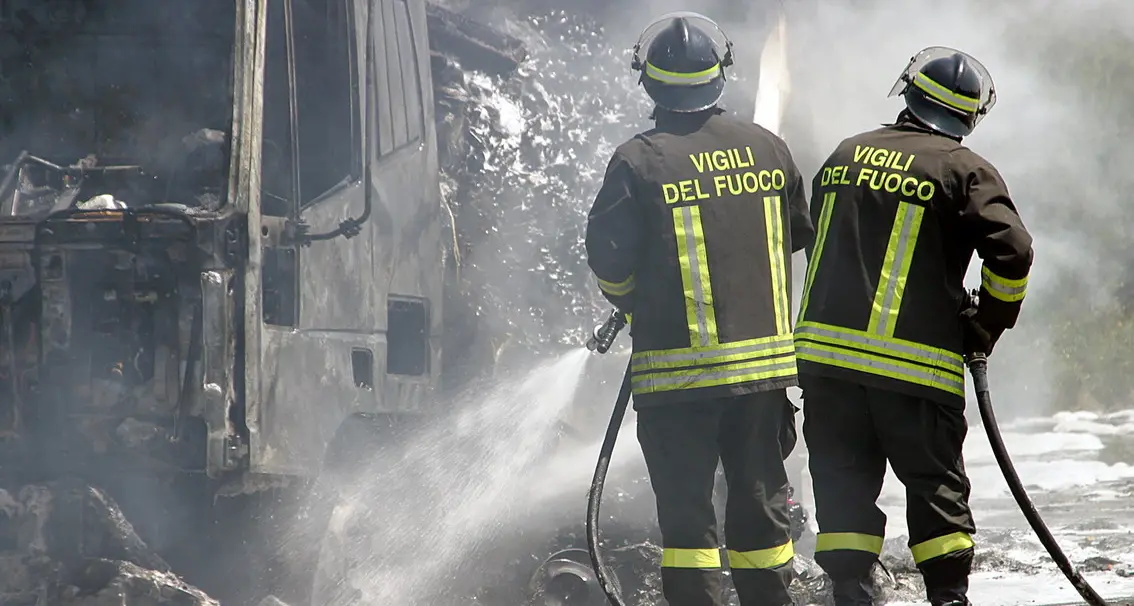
887,46,997,127
633,11,732,67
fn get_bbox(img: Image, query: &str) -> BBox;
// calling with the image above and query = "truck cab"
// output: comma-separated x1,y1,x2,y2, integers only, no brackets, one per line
0,0,443,601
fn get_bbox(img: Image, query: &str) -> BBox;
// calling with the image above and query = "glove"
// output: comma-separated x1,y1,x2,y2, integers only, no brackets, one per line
959,306,1002,356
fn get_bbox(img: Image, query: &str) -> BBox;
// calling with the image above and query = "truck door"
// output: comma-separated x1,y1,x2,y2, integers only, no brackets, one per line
247,0,442,476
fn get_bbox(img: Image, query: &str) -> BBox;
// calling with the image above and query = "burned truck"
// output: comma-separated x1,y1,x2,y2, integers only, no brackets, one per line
0,0,531,603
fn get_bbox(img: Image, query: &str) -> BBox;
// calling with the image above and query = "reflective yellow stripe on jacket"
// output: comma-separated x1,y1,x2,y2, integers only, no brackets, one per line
673,204,717,346
798,192,836,320
632,196,796,394
796,196,965,397
980,265,1027,303
596,274,635,297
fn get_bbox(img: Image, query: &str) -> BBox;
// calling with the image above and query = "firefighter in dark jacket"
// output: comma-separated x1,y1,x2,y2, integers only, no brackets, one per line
795,46,1035,606
584,12,816,606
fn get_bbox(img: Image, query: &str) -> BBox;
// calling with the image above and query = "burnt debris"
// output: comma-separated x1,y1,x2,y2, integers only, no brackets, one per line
426,2,528,77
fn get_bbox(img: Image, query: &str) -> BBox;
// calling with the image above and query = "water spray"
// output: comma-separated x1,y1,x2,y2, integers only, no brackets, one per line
582,308,631,606
964,291,1108,606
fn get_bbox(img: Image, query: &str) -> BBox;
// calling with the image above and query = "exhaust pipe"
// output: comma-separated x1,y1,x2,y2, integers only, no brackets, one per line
528,548,620,606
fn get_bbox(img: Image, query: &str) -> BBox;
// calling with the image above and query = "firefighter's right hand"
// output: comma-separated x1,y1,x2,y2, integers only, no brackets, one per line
960,307,1000,356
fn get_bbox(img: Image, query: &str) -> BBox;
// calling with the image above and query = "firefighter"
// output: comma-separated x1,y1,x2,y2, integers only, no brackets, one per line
584,12,816,606
794,47,1035,606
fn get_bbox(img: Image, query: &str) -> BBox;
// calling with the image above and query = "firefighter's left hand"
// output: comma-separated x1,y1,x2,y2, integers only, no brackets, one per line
960,307,1000,355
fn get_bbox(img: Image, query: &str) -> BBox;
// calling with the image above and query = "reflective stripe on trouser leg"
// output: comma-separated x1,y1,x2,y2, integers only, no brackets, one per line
661,547,726,606
673,204,717,347
727,541,795,569
914,533,975,605
728,543,796,606
798,191,835,320
815,532,885,557
637,405,726,605
813,532,886,595
659,547,726,605
910,532,974,565
803,382,889,584
718,393,796,606
663,547,723,569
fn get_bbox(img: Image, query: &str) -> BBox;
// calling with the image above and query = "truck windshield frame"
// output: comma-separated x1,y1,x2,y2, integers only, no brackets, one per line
0,0,238,217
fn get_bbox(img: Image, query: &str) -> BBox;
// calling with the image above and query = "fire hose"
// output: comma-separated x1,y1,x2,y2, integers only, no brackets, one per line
966,353,1108,605
584,309,631,606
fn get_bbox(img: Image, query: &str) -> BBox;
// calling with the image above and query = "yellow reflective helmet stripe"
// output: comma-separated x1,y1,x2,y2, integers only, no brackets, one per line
913,72,980,114
673,205,718,347
661,547,722,569
764,195,791,336
815,532,884,556
631,353,797,394
798,191,836,320
727,540,794,569
981,265,1028,303
596,274,635,297
645,61,721,86
910,532,974,564
867,202,924,337
795,336,964,397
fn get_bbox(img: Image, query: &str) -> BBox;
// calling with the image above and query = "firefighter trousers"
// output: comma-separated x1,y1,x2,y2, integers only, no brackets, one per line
801,375,975,606
636,390,796,606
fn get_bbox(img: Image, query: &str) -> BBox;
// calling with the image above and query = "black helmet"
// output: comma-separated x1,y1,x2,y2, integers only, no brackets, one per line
888,46,997,139
631,12,733,113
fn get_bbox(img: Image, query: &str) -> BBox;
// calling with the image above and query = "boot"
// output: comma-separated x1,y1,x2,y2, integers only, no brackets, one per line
831,576,876,606
921,547,973,606
925,580,970,606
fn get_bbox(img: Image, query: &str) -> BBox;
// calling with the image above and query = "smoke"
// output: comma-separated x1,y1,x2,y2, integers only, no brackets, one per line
752,12,789,134
477,0,1131,416
437,0,1134,447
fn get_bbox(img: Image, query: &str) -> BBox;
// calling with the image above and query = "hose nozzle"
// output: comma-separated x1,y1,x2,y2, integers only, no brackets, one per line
585,309,627,354
962,288,988,372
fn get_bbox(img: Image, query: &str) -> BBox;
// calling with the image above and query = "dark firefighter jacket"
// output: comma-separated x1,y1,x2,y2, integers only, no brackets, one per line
585,110,816,407
795,119,1034,407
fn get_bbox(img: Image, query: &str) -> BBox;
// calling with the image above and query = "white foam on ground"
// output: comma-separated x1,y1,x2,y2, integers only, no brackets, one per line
1051,411,1134,436
968,458,1134,497
886,570,1134,605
